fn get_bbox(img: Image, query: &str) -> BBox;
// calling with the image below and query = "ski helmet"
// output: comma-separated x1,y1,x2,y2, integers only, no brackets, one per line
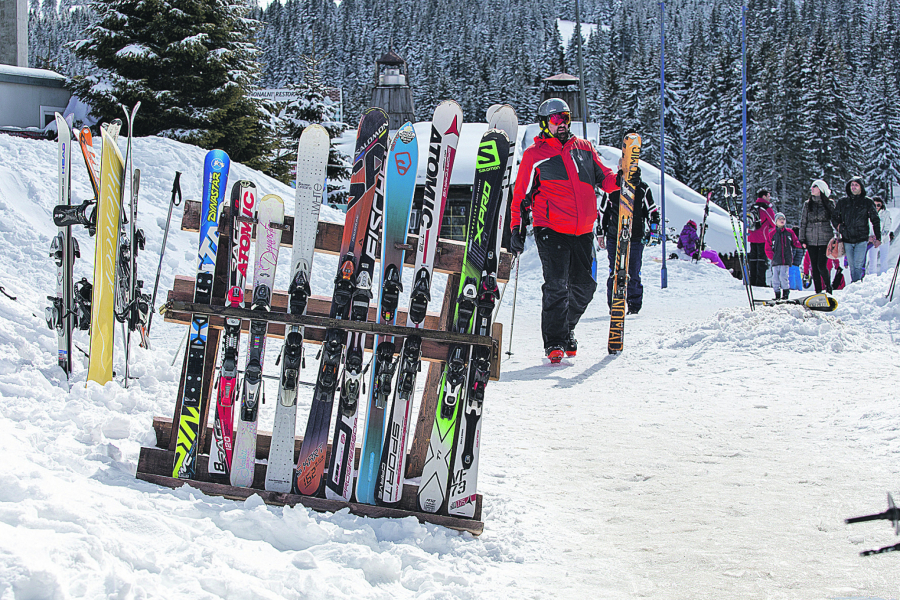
538,98,571,136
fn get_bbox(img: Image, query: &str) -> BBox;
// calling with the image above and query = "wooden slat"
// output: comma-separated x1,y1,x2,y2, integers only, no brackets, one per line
135,446,483,535
180,200,512,282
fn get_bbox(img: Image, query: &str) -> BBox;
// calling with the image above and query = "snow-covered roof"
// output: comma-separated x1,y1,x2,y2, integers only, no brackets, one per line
0,65,66,86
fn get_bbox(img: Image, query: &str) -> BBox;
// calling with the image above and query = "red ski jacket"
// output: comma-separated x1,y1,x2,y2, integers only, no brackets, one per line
511,135,619,236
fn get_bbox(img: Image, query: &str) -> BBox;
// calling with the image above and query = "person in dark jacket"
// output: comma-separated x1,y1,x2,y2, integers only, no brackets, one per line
676,220,700,258
508,98,623,360
798,179,836,293
831,176,881,283
748,189,776,287
597,166,660,314
765,212,803,299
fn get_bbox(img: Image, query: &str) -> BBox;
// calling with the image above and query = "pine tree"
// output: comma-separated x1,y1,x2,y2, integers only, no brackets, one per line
864,63,900,202
68,0,271,171
274,55,350,200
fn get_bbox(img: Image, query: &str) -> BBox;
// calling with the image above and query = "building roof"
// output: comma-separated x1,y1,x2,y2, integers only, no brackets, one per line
376,49,405,66
0,65,66,88
543,73,580,83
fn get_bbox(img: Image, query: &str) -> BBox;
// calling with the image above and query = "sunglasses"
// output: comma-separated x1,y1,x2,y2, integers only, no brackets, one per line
549,112,571,126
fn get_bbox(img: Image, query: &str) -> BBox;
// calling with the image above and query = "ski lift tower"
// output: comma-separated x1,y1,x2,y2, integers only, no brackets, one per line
371,47,416,131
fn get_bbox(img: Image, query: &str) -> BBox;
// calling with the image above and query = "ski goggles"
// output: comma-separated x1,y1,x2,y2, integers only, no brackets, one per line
548,112,571,126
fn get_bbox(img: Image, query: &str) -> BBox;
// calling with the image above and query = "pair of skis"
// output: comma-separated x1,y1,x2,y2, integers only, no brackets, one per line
607,133,642,355
719,178,755,311
417,105,517,518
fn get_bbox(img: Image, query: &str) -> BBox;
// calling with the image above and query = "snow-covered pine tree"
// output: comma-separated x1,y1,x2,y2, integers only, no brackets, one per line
68,0,271,171
275,55,350,201
863,63,900,202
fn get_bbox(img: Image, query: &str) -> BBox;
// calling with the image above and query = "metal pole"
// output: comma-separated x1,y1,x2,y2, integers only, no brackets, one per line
741,5,748,248
660,1,668,289
147,172,182,337
505,259,521,356
575,0,589,140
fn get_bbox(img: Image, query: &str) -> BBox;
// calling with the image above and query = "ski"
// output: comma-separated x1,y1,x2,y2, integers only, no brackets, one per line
295,108,388,497
86,125,126,386
408,100,463,326
355,122,417,505
46,113,76,378
607,133,642,355
324,137,389,503
753,292,838,312
265,125,329,493
230,194,284,488
172,150,229,479
417,128,510,514
77,126,100,201
208,181,257,483
446,106,517,518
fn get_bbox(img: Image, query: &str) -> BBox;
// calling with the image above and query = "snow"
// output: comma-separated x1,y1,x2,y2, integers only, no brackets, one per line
557,19,599,47
2,133,900,599
0,64,66,82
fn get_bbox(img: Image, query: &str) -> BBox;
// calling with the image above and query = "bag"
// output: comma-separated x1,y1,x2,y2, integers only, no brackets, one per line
749,204,762,231
826,236,844,260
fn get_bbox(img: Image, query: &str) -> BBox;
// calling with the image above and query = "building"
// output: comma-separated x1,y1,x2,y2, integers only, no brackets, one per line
0,65,72,132
370,48,416,131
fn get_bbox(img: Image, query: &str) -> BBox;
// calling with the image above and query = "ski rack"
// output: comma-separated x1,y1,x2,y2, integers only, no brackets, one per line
134,200,513,535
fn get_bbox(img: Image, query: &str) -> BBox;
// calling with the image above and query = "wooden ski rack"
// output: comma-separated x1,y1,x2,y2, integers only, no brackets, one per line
135,199,512,535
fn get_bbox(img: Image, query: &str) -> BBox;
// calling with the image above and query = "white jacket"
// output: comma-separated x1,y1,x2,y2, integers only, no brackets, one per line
879,208,893,239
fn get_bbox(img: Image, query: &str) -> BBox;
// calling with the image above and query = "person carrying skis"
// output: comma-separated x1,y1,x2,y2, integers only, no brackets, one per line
765,212,803,300
831,176,880,283
508,98,623,360
676,220,700,259
799,179,836,294
597,160,660,315
748,188,776,288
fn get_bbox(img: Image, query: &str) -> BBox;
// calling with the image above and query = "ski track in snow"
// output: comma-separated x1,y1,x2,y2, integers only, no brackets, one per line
2,133,900,599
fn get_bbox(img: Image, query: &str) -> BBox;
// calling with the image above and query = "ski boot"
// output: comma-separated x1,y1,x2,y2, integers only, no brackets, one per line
546,345,565,364
565,331,577,357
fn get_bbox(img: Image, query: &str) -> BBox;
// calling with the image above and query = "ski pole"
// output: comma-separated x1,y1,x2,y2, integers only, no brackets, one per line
505,258,520,356
887,251,900,301
493,255,517,321
147,172,182,337
171,326,189,367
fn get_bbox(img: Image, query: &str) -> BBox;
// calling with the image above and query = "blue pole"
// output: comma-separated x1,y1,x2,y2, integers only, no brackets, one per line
741,5,748,252
660,1,667,289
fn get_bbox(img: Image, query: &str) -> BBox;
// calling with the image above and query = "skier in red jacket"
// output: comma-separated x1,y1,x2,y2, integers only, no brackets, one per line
508,98,627,361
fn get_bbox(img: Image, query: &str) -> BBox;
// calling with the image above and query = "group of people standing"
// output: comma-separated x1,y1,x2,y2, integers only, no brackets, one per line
505,96,895,359
748,178,893,299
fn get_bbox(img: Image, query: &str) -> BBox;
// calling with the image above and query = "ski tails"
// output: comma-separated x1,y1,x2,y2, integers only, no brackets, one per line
172,150,229,479
87,127,127,385
356,122,417,505
607,133,641,355
265,124,329,493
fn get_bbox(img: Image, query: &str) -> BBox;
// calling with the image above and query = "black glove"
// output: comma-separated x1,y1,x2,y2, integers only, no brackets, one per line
509,228,526,255
629,166,642,186
891,232,896,242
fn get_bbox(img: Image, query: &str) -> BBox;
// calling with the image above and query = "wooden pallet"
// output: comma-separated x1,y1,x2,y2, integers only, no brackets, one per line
136,418,483,535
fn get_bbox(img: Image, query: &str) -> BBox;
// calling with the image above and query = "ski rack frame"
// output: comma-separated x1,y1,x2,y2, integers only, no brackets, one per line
134,200,512,535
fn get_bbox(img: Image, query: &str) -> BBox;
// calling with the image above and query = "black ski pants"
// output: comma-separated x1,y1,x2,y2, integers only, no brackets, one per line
807,245,831,293
749,242,769,287
605,240,645,311
534,227,597,349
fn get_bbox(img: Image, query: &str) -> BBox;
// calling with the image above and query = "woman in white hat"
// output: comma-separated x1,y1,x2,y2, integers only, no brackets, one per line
798,179,836,293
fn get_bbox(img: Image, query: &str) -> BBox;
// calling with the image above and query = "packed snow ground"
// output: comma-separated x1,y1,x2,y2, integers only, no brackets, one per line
2,133,900,599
